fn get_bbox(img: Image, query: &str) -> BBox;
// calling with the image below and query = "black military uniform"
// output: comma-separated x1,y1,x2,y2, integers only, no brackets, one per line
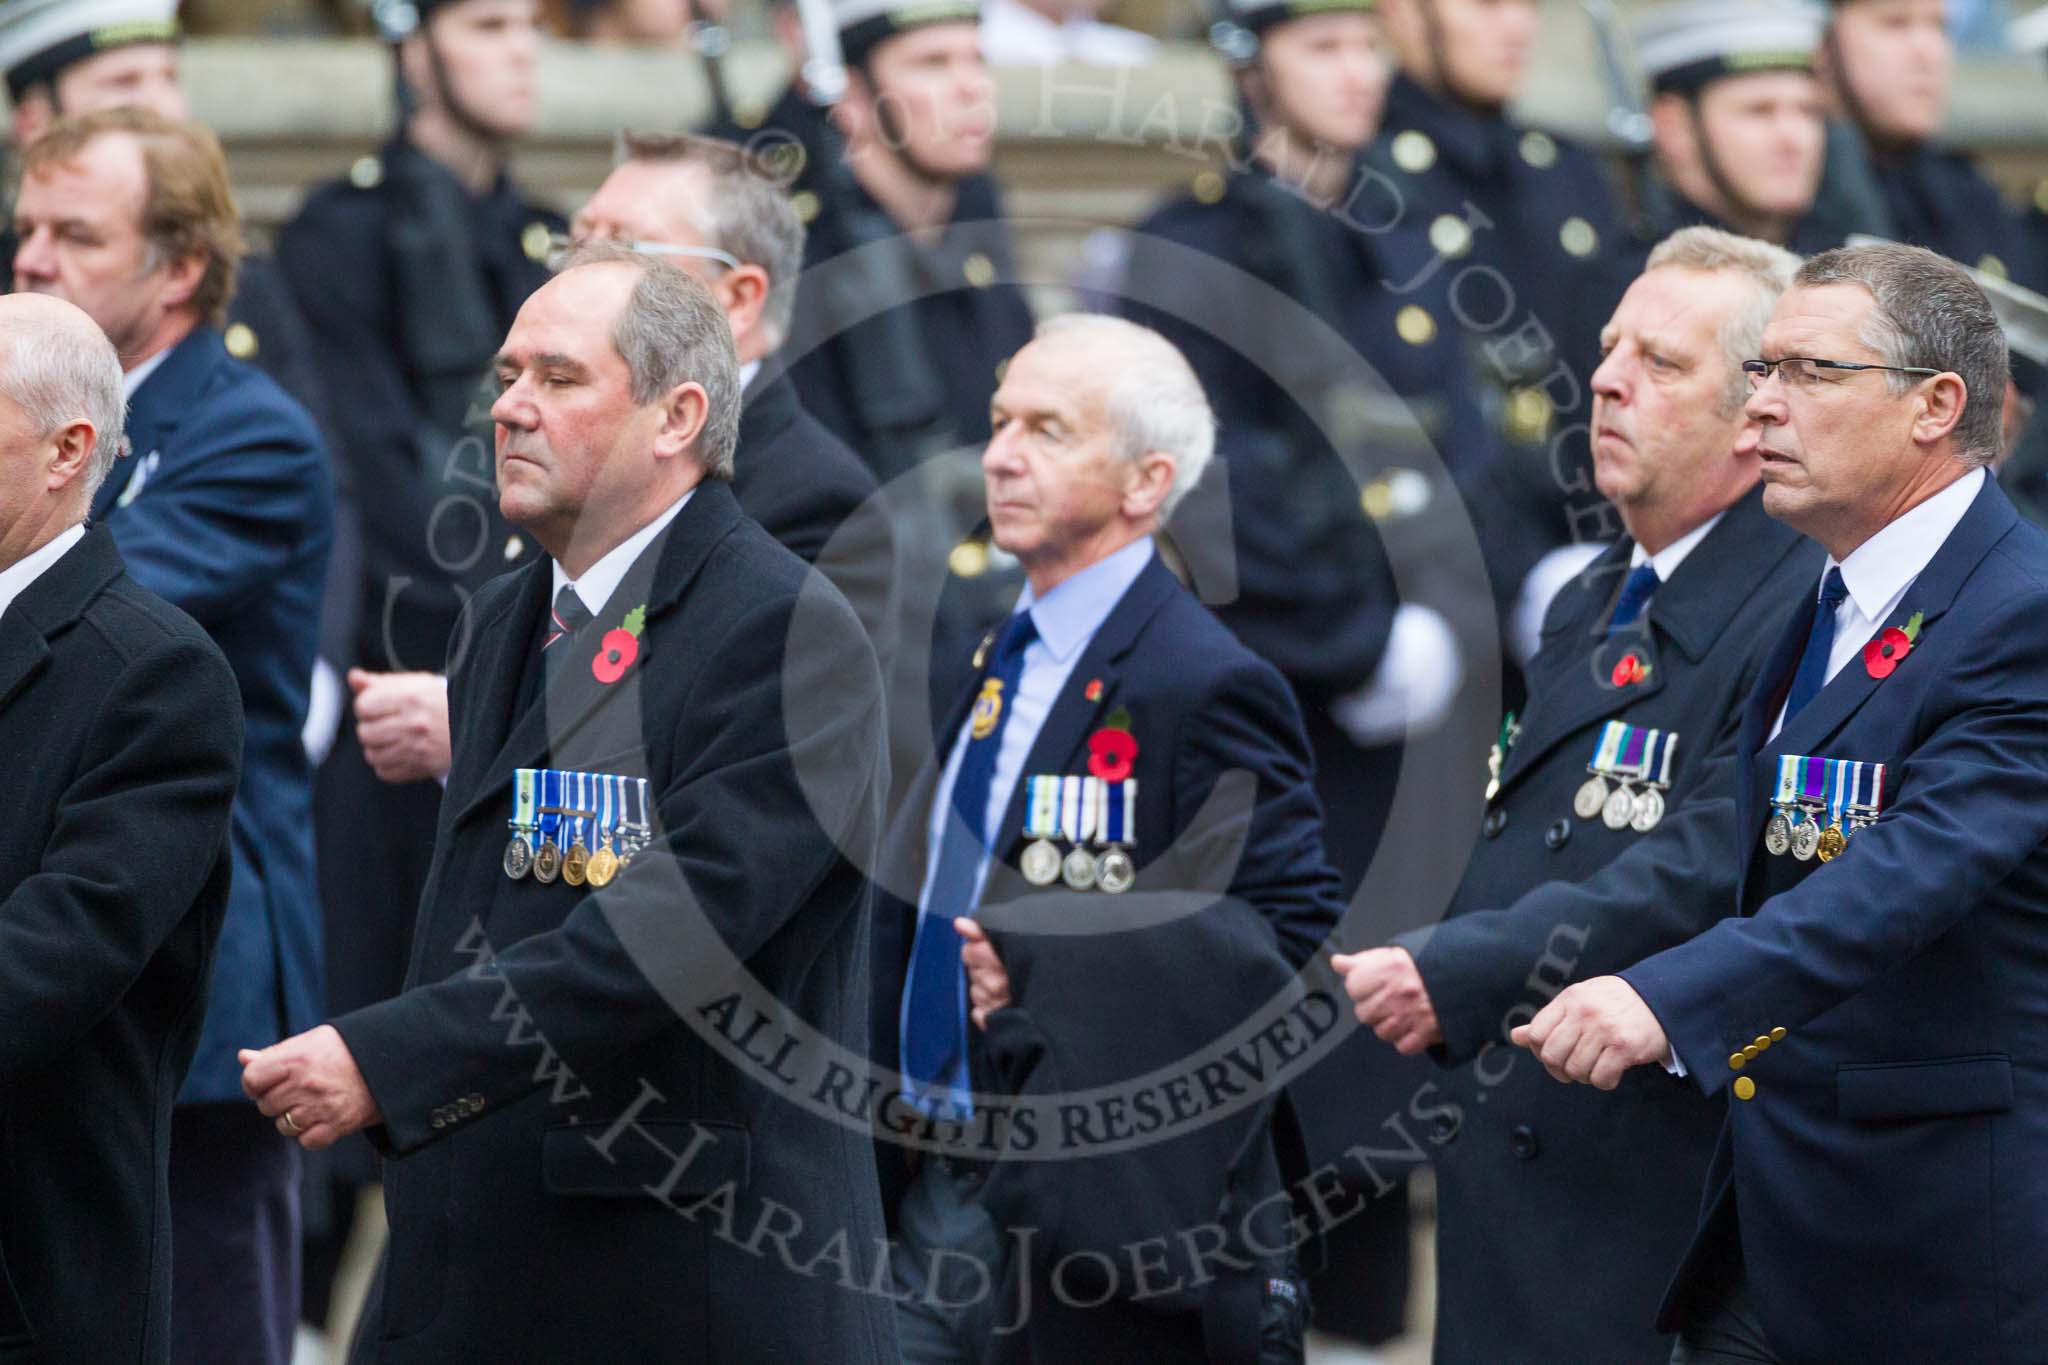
1392,488,1820,1363
1820,0,2027,281
1629,1,1850,257
275,134,562,1154
1367,69,1641,524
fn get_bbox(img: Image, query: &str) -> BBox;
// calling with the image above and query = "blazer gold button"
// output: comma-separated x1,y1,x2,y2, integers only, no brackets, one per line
1770,1027,1786,1042
1753,1035,1771,1051
1728,1053,1746,1071
1733,1076,1756,1101
1742,1045,1758,1060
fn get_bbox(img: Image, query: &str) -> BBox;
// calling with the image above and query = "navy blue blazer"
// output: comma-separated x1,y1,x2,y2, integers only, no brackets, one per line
93,326,333,1103
1620,477,2048,1365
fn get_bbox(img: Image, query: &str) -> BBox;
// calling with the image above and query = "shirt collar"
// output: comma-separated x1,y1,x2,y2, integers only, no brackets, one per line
550,488,695,620
1831,466,1985,620
0,522,85,625
1628,509,1726,582
739,359,762,394
121,346,173,400
1011,536,1155,664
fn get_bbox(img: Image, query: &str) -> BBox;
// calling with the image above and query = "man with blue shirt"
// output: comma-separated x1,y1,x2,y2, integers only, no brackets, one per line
870,315,1346,1362
13,107,332,1365
1518,242,2048,1365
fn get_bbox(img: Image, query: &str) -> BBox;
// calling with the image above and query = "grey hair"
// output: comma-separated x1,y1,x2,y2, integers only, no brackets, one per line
554,242,741,481
0,319,127,504
614,131,808,350
1794,243,2009,466
1646,225,1801,417
1036,313,1217,517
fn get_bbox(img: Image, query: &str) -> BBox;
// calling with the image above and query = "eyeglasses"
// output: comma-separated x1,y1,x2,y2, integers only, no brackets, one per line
545,231,743,273
1742,357,1943,392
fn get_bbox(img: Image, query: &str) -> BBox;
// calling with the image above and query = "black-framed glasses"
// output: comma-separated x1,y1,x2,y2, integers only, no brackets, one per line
1742,357,1943,392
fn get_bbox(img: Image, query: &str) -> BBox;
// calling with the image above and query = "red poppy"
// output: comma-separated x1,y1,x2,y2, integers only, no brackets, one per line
593,628,639,684
1087,727,1138,782
1863,627,1913,680
1084,678,1104,702
1611,654,1648,688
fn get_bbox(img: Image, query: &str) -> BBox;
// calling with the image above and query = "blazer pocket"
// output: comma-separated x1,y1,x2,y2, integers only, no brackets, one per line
1837,1054,2014,1122
543,1119,749,1199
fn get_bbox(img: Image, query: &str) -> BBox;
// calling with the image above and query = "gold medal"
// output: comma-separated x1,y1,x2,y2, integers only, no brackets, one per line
562,841,590,886
586,846,620,887
1815,824,1847,862
533,839,562,883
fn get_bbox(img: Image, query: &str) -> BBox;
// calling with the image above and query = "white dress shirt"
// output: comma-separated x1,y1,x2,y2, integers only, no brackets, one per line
550,489,695,619
0,524,86,625
1629,509,1725,580
1768,467,1984,741
917,536,1155,918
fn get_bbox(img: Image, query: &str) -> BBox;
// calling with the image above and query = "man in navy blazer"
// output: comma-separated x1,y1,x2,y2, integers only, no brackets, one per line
14,109,332,1365
1519,243,2048,1364
870,315,1346,1362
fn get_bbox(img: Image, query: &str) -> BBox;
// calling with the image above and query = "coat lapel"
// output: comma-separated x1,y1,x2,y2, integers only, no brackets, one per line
1771,477,2015,758
0,527,124,711
92,331,220,522
452,482,745,830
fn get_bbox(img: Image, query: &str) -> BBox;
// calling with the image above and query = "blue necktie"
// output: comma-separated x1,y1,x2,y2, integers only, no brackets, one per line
1607,563,1661,636
900,610,1039,1117
1783,568,1849,723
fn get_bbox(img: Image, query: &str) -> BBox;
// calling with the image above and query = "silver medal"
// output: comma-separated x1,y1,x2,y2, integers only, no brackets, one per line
503,836,533,880
1061,846,1099,891
1097,847,1136,894
1020,838,1062,887
1764,810,1793,857
1790,818,1821,861
1574,774,1610,821
1629,787,1665,833
1602,784,1636,831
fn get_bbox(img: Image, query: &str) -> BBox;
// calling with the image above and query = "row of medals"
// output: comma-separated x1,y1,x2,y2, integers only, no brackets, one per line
1574,772,1667,833
503,822,650,888
1764,807,1866,862
1020,837,1136,894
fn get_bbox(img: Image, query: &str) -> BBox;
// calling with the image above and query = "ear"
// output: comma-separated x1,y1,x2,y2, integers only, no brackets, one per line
12,91,51,149
45,420,96,496
716,264,772,348
651,379,713,470
1120,449,1178,523
1911,371,1969,447
154,250,207,314
1648,92,1694,166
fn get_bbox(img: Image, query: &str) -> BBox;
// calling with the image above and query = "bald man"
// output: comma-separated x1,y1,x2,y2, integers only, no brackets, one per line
0,292,243,1364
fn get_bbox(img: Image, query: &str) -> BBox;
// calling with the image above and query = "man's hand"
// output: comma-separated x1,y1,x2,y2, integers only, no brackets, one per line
956,918,1011,1030
1510,976,1669,1089
350,668,451,784
239,1024,383,1150
1331,945,1444,1054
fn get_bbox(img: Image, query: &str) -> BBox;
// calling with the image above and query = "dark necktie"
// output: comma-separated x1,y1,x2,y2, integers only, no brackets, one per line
1783,568,1849,724
1607,562,1660,636
543,585,593,688
899,609,1039,1117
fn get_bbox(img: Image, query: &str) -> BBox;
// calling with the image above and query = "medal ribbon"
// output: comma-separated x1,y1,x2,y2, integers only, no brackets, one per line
1024,776,1060,839
595,774,615,855
513,768,539,849
1647,731,1678,789
1589,720,1627,775
1775,755,1801,807
539,769,562,848
1100,779,1135,846
1617,725,1650,781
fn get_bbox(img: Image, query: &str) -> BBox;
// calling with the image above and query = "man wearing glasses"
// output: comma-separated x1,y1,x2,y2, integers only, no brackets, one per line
1518,242,2048,1365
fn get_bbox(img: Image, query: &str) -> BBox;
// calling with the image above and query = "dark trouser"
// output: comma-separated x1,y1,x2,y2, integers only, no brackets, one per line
171,1102,303,1365
892,1159,1008,1365
1671,1250,1783,1365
